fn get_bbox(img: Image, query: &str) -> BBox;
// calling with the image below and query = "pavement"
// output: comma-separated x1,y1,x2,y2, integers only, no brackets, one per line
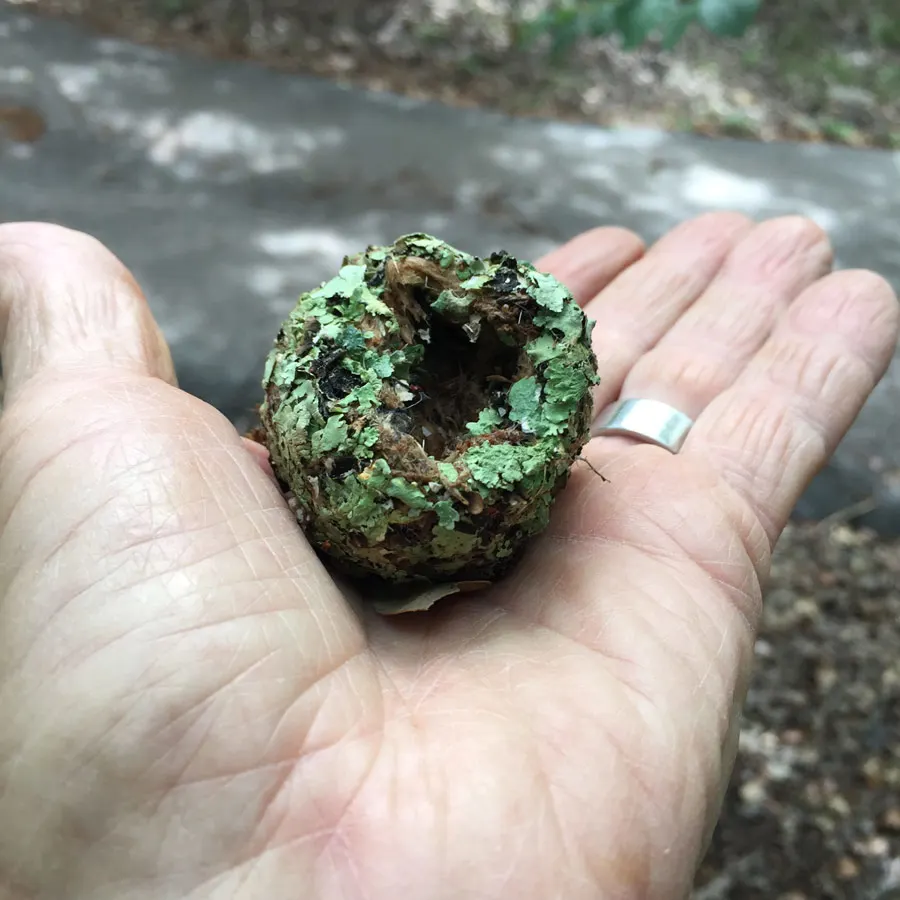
3,7,900,531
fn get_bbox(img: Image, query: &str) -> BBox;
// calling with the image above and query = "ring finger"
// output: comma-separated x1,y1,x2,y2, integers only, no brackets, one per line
603,216,834,428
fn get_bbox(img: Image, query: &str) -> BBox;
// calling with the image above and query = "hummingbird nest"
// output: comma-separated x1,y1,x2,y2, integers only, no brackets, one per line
257,234,599,595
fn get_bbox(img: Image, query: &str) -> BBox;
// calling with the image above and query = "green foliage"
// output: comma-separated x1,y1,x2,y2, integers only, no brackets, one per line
152,0,194,17
517,0,760,54
868,8,900,51
696,0,759,37
819,118,860,144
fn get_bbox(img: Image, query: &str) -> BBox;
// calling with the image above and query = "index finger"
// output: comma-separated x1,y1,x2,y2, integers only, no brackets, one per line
536,226,646,306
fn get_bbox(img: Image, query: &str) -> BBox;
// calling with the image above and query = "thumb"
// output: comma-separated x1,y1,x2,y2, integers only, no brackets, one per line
0,220,364,665
0,222,178,399
0,222,377,895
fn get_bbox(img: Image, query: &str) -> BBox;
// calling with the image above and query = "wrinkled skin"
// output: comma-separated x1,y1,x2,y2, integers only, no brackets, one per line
0,217,895,900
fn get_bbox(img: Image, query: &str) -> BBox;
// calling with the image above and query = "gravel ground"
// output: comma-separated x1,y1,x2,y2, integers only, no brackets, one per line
697,522,900,899
7,3,900,895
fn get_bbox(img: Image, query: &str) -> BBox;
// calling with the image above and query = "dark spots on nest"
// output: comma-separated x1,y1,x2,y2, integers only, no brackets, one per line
489,250,517,267
489,269,520,293
391,522,423,541
308,346,362,404
309,348,340,376
321,367,362,400
368,264,386,287
385,409,414,434
275,472,294,497
329,456,358,477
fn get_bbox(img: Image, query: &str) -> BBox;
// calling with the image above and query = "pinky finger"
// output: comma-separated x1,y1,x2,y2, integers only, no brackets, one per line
685,269,899,541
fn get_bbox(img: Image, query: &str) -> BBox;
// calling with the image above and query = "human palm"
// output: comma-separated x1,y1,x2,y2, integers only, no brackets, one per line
0,216,895,900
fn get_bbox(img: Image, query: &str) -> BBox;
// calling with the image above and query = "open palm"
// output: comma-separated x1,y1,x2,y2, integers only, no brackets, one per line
0,216,895,900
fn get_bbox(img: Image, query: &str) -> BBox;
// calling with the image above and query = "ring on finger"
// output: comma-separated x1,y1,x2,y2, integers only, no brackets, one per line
593,398,694,454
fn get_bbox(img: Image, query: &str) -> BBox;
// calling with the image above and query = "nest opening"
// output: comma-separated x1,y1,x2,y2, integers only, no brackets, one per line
386,280,522,459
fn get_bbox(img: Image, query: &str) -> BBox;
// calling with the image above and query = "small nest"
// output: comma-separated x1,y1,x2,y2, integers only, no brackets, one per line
257,233,599,588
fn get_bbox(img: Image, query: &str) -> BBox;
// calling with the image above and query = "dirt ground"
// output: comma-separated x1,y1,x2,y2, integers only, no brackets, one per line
697,522,900,898
9,1,900,895
18,0,900,148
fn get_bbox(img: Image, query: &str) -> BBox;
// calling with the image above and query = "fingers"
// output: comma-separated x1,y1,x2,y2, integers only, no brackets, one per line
0,222,177,401
687,269,899,539
582,213,755,415
536,226,646,306
616,217,833,418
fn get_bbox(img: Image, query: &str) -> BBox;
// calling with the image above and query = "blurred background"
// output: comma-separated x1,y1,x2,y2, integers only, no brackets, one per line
2,1,900,897
18,0,900,146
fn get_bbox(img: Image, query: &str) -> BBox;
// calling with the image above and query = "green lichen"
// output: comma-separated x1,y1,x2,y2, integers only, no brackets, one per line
258,233,600,588
434,500,460,530
466,408,504,435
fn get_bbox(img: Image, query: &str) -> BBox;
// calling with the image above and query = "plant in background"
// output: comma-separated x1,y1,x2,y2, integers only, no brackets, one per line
154,0,193,17
516,0,761,54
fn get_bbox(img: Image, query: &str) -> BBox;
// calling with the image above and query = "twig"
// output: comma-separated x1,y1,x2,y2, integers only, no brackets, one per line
576,455,609,482
813,495,878,531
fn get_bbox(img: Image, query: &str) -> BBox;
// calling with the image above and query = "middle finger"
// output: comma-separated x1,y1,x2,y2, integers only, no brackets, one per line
583,212,755,416
612,216,834,420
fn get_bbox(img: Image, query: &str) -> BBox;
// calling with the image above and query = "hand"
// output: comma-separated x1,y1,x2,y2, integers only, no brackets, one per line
0,218,894,900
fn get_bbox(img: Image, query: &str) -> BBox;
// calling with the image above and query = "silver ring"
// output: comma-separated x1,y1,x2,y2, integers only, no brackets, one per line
594,398,693,454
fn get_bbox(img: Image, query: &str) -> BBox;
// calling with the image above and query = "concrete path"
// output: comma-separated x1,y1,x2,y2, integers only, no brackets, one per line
3,7,900,530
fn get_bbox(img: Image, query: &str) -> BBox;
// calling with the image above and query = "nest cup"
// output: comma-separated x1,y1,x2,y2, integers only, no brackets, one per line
258,234,600,588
